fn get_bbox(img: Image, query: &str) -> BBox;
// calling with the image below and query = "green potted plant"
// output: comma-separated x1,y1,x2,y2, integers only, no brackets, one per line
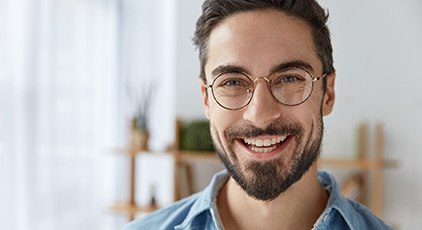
180,120,214,152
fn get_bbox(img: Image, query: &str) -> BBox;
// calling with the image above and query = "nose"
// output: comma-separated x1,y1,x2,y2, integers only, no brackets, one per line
242,78,281,128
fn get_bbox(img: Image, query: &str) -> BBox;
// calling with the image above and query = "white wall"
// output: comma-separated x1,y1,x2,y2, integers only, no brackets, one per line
175,0,422,229
119,0,176,151
319,1,422,229
175,0,203,120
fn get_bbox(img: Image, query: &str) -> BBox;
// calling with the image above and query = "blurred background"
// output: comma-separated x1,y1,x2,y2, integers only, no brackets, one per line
1,0,421,229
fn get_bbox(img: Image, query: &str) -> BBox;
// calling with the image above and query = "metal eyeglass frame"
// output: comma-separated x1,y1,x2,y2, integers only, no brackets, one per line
203,66,327,110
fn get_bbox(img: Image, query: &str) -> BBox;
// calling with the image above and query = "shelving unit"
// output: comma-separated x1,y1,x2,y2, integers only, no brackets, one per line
112,121,397,220
110,125,160,221
111,147,155,221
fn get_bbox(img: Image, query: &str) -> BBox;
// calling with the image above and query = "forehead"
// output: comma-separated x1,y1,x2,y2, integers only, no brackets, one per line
205,9,321,78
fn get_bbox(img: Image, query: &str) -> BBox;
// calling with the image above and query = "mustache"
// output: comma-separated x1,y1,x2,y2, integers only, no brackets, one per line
225,119,302,140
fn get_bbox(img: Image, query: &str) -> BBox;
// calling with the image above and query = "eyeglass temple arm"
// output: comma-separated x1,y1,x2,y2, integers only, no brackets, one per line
312,73,328,82
202,81,213,88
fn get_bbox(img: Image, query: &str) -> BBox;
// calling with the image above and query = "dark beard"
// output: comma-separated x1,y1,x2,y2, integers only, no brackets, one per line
213,118,323,201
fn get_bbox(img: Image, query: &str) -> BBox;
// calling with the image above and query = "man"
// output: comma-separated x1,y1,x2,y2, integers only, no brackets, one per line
124,0,392,229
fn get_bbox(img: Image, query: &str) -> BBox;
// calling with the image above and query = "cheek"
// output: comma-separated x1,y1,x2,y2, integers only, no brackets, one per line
303,88,325,116
292,95,324,131
208,104,241,139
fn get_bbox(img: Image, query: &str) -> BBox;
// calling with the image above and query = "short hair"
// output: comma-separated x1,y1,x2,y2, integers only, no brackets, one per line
193,0,334,82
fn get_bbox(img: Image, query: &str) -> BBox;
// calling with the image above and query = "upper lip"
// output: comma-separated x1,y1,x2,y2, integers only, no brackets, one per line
243,135,287,147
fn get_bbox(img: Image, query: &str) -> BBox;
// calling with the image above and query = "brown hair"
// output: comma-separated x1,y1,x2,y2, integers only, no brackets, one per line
193,0,334,83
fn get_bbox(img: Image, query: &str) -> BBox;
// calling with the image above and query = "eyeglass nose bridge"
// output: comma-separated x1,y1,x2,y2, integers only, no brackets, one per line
244,76,280,108
247,76,272,94
252,76,271,84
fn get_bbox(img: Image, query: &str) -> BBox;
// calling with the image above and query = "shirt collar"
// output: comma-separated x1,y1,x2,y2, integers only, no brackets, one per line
317,171,360,229
176,170,360,229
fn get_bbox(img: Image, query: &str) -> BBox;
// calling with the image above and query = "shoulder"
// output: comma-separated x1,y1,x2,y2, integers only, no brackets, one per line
317,171,393,229
122,193,200,230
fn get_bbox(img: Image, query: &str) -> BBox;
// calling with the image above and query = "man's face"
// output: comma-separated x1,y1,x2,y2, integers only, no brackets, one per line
201,9,335,201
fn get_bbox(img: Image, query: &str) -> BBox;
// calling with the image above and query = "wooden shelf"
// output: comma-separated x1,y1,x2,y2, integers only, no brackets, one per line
318,158,398,169
176,152,399,170
176,151,217,163
113,148,148,157
111,202,158,219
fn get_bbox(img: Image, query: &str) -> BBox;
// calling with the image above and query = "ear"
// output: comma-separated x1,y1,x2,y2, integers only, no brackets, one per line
201,82,210,119
322,72,336,116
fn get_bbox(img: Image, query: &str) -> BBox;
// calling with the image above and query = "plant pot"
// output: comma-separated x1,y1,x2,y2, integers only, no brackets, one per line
132,129,149,151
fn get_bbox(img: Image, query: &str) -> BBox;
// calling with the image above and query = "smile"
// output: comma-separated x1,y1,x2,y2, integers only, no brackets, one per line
242,135,288,153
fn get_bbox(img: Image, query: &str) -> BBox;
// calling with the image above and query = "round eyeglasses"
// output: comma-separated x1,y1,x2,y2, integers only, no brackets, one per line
204,67,327,110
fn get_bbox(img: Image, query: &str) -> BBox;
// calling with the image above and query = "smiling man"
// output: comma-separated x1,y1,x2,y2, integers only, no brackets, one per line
124,0,392,229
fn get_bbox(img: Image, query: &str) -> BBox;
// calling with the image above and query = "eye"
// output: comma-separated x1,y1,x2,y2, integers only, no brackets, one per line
223,79,242,86
215,73,250,88
273,74,305,85
281,75,301,83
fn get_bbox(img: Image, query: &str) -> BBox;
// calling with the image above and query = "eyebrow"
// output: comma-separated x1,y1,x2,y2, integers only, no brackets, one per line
211,65,250,78
270,60,314,73
210,60,315,79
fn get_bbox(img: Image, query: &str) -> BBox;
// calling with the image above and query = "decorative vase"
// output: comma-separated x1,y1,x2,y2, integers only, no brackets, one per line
131,129,149,151
139,131,149,151
131,119,149,151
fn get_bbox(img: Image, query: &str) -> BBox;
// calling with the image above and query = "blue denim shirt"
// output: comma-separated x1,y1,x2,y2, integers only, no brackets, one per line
123,170,392,230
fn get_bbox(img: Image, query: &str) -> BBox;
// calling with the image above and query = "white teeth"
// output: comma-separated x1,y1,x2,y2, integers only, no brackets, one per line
250,145,277,153
244,136,287,147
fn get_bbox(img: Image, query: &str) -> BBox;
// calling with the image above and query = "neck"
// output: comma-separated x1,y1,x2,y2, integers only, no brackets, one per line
217,164,328,230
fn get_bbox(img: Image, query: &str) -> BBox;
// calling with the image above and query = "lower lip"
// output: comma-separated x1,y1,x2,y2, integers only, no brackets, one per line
238,136,293,161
